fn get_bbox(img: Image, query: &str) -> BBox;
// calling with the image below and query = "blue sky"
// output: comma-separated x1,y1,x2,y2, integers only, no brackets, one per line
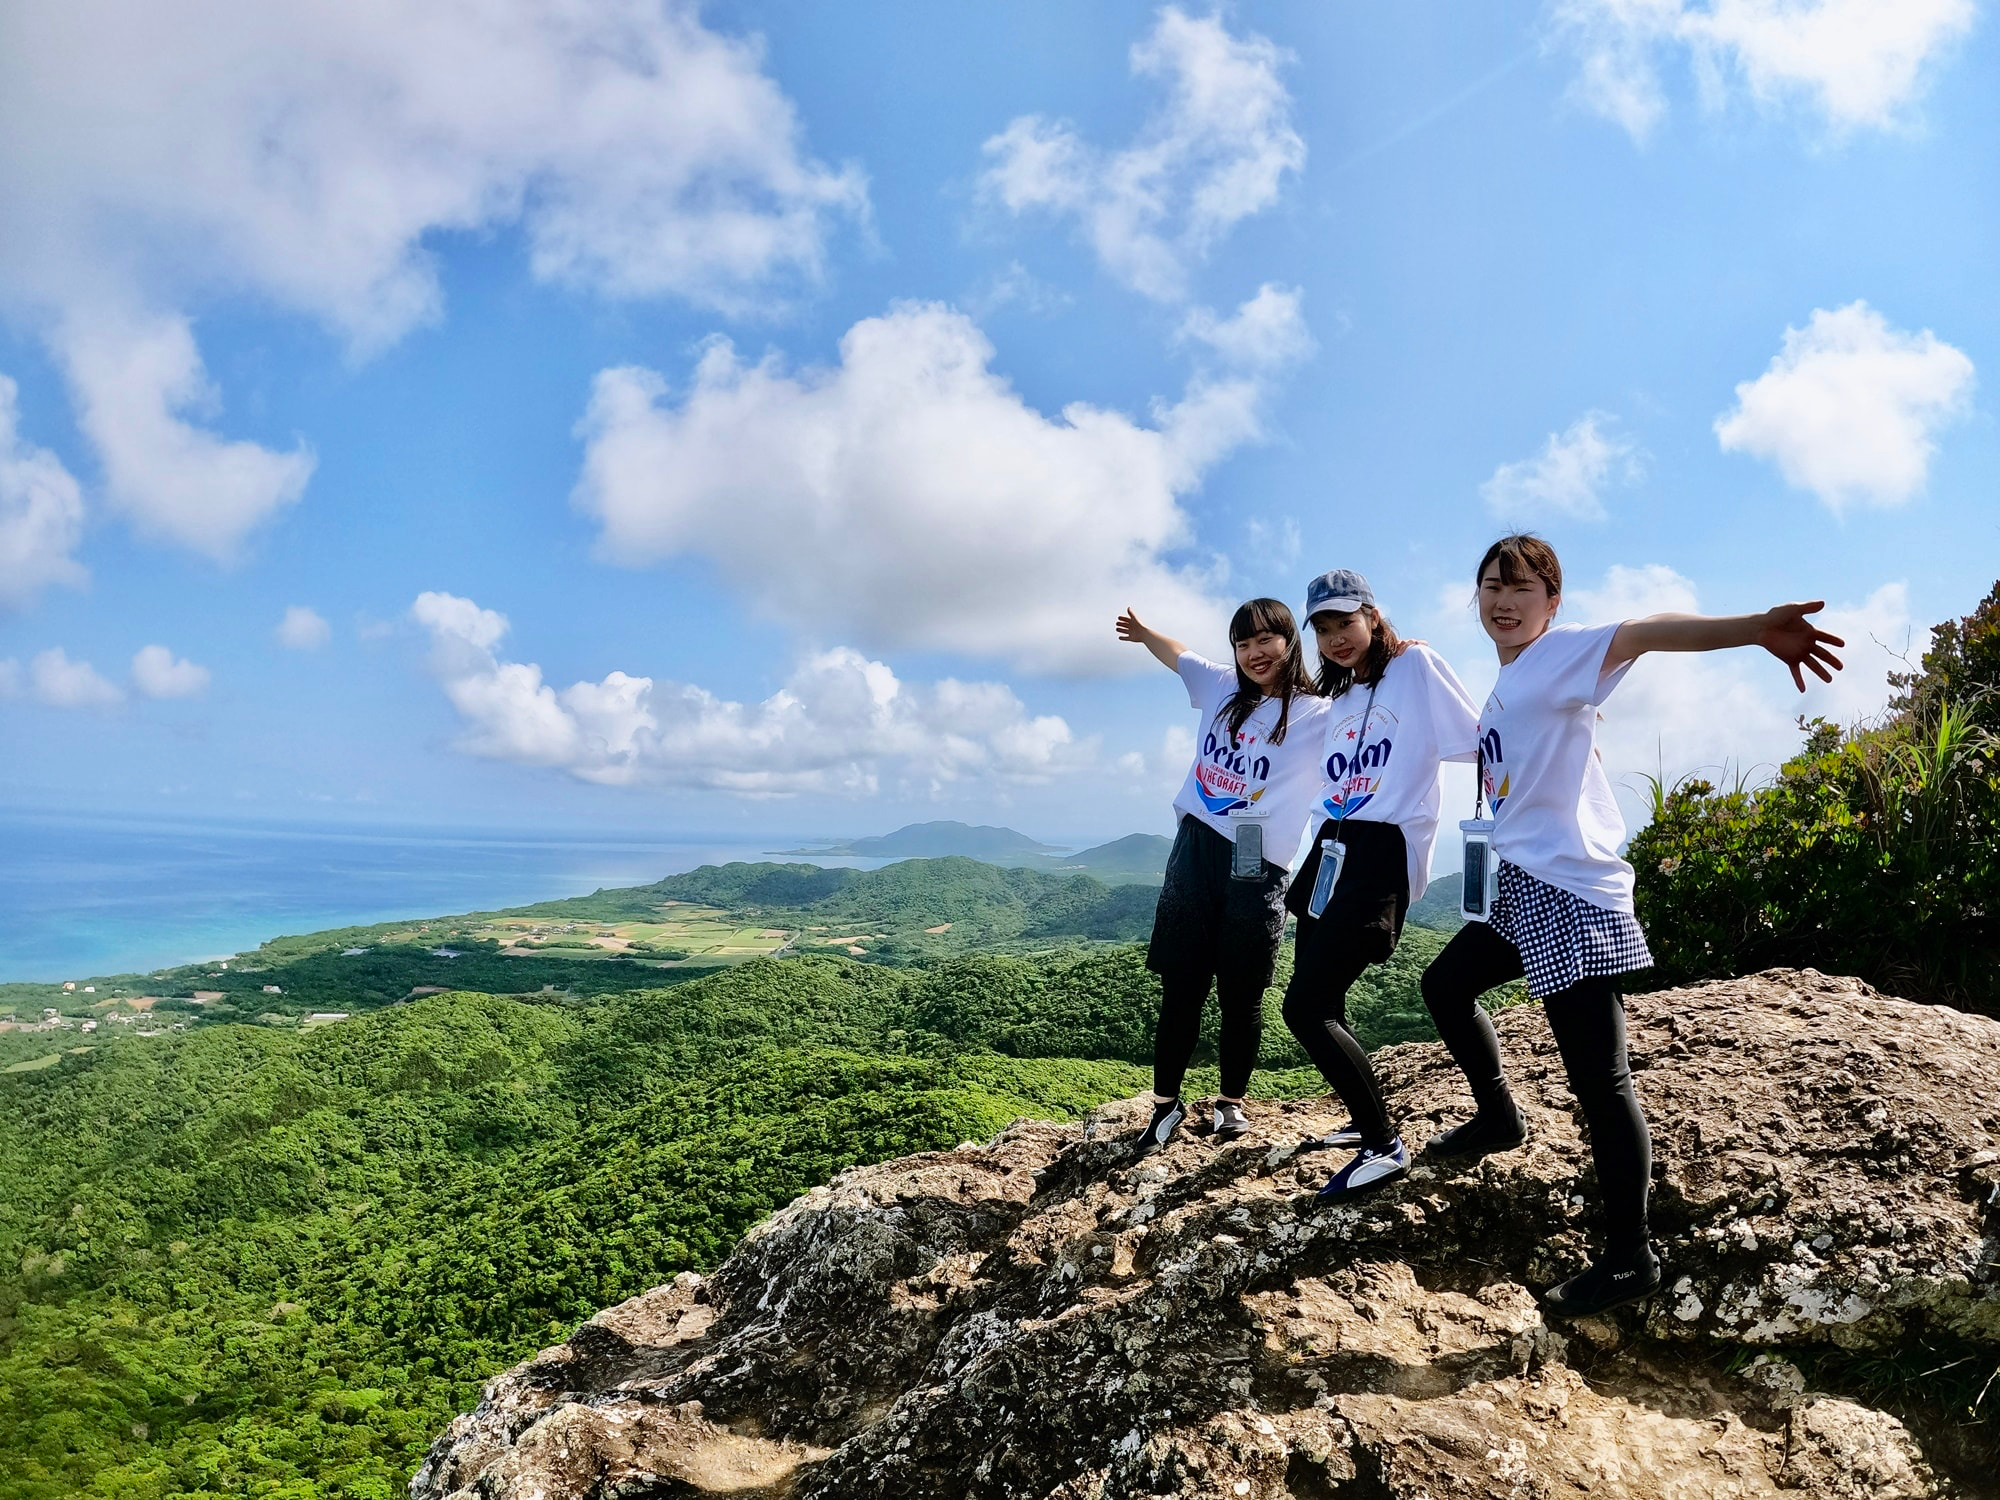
1,0,1993,846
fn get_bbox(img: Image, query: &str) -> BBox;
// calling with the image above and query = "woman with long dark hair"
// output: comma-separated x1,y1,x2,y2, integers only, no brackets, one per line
1421,533,1843,1319
1280,568,1481,1200
1116,597,1327,1154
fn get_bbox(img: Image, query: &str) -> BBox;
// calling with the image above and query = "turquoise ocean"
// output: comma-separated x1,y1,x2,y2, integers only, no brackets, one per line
0,809,881,983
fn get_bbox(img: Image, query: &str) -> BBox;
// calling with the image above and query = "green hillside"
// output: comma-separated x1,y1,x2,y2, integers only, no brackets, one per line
0,930,1510,1500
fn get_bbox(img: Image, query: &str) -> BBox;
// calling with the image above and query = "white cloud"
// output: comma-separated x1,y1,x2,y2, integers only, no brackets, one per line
1115,722,1197,797
1549,0,1976,140
1715,301,1974,512
574,299,1293,676
410,591,1095,794
1480,412,1639,522
275,606,332,650
131,643,211,699
979,7,1304,301
0,0,865,556
59,314,315,558
27,647,123,709
0,374,87,610
1178,284,1315,371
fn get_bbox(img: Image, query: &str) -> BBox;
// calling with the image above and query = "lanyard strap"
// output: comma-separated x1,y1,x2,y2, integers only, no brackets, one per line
1327,677,1380,843
1474,741,1489,820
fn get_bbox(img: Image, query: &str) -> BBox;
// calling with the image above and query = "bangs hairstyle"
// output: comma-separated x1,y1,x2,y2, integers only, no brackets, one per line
1477,533,1563,596
1313,606,1403,697
1222,598,1319,747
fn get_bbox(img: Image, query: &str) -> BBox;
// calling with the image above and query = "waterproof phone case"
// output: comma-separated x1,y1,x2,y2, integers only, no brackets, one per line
1229,815,1267,880
1459,818,1498,922
1305,838,1345,919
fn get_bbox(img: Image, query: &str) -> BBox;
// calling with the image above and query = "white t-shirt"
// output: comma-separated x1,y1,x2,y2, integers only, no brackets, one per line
1477,621,1636,912
1170,653,1330,870
1315,644,1481,902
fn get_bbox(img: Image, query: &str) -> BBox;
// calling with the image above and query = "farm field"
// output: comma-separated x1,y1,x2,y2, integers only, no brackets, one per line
469,903,795,962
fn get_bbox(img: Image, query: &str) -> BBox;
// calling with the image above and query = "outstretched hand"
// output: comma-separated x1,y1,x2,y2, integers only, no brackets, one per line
1759,602,1845,692
1115,608,1150,645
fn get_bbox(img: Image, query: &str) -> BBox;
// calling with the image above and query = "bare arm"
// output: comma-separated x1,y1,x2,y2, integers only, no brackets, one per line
1116,608,1190,672
1605,602,1845,692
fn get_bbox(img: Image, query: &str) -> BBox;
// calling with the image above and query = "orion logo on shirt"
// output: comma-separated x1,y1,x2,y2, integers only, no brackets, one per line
1197,728,1270,815
1323,726,1392,818
1479,726,1509,810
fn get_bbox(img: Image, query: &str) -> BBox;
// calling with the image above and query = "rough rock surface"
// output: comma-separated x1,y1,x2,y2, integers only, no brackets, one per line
412,970,2000,1499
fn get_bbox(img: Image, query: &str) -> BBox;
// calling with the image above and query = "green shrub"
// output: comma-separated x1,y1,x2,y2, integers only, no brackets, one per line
1631,581,2000,1013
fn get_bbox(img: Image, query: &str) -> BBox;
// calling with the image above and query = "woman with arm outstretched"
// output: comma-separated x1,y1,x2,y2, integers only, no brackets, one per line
1420,533,1844,1320
1116,599,1328,1156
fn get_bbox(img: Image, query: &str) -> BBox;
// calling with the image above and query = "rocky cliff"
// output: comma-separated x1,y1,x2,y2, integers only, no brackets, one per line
412,970,2000,1499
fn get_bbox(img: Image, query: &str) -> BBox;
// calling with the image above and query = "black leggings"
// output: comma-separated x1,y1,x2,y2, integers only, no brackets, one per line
1153,968,1264,1101
1281,933,1395,1150
1421,920,1652,1252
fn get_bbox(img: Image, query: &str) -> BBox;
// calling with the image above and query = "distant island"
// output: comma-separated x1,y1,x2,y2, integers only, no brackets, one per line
776,820,1064,860
777,821,1173,885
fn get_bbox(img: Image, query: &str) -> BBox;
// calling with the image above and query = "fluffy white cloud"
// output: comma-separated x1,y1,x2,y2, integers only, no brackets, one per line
1715,301,1974,512
1549,0,1976,140
0,0,865,556
0,375,86,610
27,647,123,709
1480,412,1638,522
59,314,315,559
131,643,211,699
1114,722,1198,798
1178,284,1315,371
275,606,332,650
410,591,1094,794
980,7,1303,301
574,299,1297,675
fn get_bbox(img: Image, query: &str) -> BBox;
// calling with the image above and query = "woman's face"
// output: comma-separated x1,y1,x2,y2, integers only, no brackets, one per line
1478,561,1560,654
1233,627,1289,691
1310,609,1373,673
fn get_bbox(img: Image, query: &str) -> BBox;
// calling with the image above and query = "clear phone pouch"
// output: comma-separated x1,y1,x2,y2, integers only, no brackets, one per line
1229,816,1266,880
1305,838,1345,918
1459,818,1498,922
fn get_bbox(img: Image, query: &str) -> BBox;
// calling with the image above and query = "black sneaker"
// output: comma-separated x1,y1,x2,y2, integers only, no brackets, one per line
1211,1100,1250,1141
1311,1120,1362,1149
1542,1245,1662,1319
1132,1097,1186,1158
1426,1106,1528,1159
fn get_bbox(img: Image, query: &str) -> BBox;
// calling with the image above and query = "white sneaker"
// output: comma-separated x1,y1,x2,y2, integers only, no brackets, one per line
1212,1100,1250,1140
1314,1138,1409,1201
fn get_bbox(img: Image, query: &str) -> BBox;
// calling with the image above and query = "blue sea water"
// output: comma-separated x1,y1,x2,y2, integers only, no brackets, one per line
0,810,885,982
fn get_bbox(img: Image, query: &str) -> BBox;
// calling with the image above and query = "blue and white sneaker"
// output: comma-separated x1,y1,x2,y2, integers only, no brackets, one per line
1314,1138,1409,1201
1316,1120,1363,1149
1131,1097,1186,1159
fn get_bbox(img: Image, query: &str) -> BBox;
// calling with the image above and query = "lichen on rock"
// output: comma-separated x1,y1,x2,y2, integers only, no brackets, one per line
412,970,2000,1498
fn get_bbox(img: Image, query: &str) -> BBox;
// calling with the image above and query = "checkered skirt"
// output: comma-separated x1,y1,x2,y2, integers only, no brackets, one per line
1489,860,1653,1000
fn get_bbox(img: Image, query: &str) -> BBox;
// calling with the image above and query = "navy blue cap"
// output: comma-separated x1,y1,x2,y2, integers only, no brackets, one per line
1302,568,1376,621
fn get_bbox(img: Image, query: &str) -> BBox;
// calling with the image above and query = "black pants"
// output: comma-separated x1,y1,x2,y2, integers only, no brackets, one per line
1421,920,1652,1252
1153,969,1265,1101
1148,817,1286,1101
1279,820,1408,1150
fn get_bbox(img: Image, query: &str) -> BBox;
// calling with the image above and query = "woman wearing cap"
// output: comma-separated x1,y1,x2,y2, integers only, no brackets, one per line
1420,533,1843,1320
1282,568,1481,1201
1115,598,1329,1156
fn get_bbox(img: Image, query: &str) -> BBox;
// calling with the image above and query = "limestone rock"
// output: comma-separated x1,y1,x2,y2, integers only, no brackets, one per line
412,970,2000,1499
